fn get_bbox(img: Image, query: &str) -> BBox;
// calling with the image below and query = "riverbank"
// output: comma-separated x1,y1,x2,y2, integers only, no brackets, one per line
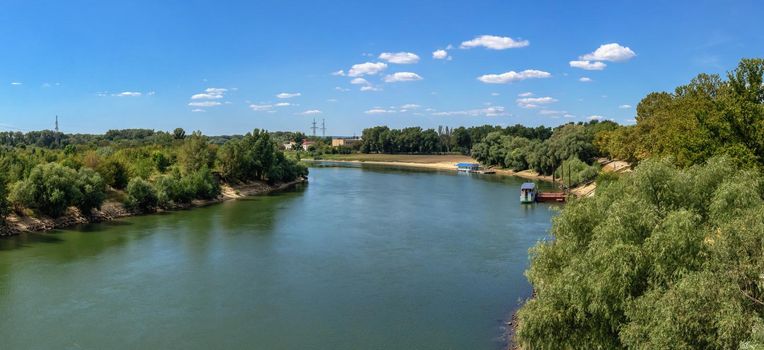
0,177,306,236
307,154,555,182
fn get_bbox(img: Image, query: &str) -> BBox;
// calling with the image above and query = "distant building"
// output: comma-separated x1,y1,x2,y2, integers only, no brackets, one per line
331,137,362,147
283,142,297,150
301,140,316,151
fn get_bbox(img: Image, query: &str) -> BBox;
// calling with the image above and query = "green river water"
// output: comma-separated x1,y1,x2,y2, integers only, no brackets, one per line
0,163,557,349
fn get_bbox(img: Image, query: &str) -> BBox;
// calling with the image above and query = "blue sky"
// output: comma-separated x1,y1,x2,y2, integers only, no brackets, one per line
0,0,762,136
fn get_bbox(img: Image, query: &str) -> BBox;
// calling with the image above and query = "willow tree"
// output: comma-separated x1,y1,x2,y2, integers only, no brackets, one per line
516,157,764,349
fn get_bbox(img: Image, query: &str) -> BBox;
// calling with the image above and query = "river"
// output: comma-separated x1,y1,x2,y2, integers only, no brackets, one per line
0,163,557,349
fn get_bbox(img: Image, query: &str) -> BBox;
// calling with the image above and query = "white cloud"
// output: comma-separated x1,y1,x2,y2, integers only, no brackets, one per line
191,109,205,113
274,102,292,107
331,70,345,76
189,101,222,107
432,49,449,60
581,43,636,62
432,106,508,117
569,60,606,70
383,72,423,83
401,104,420,109
300,110,322,115
518,92,533,97
379,52,420,64
539,109,567,115
563,114,576,118
348,62,388,77
277,92,301,99
249,104,273,111
491,92,500,96
10,82,22,86
477,69,551,84
619,104,632,109
351,77,369,85
365,108,394,114
115,91,142,97
460,35,529,50
360,85,382,92
335,86,350,92
191,87,227,99
579,77,593,82
516,96,557,109
587,115,604,121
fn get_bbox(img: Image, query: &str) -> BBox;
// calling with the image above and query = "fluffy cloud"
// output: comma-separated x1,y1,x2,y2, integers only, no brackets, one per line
460,35,529,50
249,104,273,111
276,92,301,99
365,108,394,114
335,86,350,92
274,102,292,107
10,82,22,86
191,109,205,113
587,115,604,121
477,69,551,84
378,52,420,64
115,91,142,97
569,60,607,70
516,96,557,109
579,77,593,82
400,104,420,109
518,92,533,97
432,106,508,117
432,49,450,60
360,85,382,92
348,62,388,77
383,72,423,83
189,101,222,107
350,77,369,85
191,88,227,99
299,110,322,115
331,70,345,76
619,104,632,109
581,43,636,62
539,109,567,116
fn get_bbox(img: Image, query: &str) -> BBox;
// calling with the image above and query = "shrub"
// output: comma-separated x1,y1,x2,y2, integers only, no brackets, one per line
96,160,129,190
125,178,158,212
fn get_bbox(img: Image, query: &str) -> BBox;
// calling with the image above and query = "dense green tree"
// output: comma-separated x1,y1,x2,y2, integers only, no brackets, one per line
9,163,105,217
173,128,186,140
516,157,764,349
0,171,9,226
96,160,129,189
125,177,158,212
178,131,216,174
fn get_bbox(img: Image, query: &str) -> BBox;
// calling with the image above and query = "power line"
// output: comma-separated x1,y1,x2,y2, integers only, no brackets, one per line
310,118,318,137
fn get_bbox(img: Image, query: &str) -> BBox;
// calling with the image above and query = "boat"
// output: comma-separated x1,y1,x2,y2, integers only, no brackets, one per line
520,182,536,203
455,162,480,173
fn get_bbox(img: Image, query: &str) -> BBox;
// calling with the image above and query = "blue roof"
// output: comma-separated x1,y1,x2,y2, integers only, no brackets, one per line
456,163,479,167
521,182,536,190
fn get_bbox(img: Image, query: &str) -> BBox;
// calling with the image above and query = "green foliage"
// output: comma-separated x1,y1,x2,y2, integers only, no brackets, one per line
554,156,601,187
597,59,764,167
9,163,105,217
96,160,129,189
218,129,307,183
516,157,764,349
178,131,216,174
173,128,186,140
0,171,9,225
125,177,158,212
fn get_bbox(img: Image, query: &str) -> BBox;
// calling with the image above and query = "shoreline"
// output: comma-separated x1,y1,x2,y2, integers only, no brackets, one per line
305,159,556,183
0,177,307,237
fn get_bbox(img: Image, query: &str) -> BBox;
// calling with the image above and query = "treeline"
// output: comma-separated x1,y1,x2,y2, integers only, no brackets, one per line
360,124,553,154
597,58,764,168
0,129,307,224
517,58,764,348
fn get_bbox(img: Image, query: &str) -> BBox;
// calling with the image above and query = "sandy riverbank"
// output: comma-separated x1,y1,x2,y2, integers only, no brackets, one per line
1,178,306,236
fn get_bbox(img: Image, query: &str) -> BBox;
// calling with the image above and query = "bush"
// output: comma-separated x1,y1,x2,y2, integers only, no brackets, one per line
516,157,764,348
0,171,9,225
96,160,129,189
125,178,158,212
553,156,600,187
8,163,106,217
180,167,220,200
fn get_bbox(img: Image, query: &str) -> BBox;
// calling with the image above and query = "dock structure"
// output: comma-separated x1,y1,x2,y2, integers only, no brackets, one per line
536,192,566,203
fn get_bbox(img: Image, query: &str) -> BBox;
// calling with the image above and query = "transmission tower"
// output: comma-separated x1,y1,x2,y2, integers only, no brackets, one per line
55,115,59,132
310,118,318,137
321,119,326,137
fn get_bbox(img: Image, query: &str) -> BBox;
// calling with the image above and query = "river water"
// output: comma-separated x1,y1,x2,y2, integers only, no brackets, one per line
0,163,557,349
